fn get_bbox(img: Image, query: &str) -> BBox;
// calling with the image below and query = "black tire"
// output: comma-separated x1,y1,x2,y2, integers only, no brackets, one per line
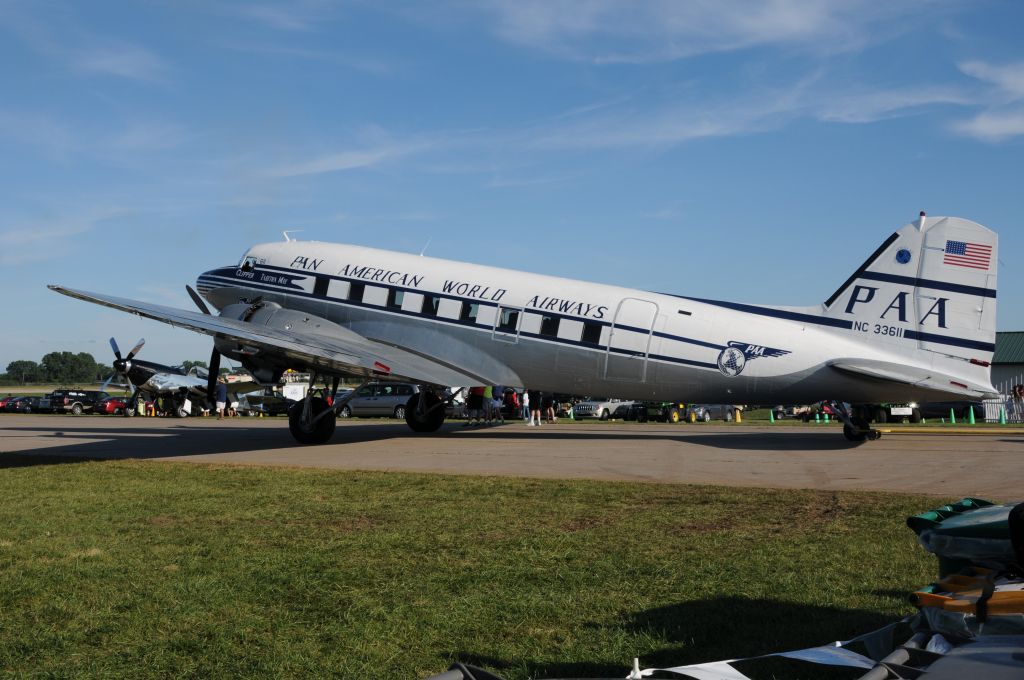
125,408,136,417
288,397,336,445
24,407,31,414
843,424,868,442
177,407,189,418
339,405,352,418
874,408,887,424
702,412,711,423
394,405,406,420
910,408,922,424
71,403,83,416
405,392,446,433
599,409,610,421
725,409,734,422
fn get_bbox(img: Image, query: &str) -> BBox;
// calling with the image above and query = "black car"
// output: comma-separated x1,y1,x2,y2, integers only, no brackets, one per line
4,396,41,413
46,389,109,415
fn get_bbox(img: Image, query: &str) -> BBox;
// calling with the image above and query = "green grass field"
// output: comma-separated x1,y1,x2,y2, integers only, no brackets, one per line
0,459,944,679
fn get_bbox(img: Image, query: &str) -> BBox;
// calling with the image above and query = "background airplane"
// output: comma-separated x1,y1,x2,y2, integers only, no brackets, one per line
52,213,998,443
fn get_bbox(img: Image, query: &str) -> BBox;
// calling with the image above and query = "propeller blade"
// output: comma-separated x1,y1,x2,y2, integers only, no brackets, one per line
206,347,221,406
109,337,123,361
126,338,145,360
100,373,115,393
186,285,212,315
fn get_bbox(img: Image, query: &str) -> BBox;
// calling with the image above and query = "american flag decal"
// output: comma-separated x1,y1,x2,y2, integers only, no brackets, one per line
944,239,992,270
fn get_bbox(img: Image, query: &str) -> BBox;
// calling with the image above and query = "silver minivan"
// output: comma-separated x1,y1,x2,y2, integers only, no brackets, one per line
339,383,419,419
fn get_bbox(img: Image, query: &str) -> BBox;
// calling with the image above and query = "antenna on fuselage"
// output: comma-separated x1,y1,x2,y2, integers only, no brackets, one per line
419,236,433,257
282,230,304,242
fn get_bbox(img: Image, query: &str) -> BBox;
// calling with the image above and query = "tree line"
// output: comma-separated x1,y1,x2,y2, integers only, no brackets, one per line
1,355,213,386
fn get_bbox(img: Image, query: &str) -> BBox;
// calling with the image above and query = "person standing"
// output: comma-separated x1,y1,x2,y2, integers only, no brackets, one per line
521,389,530,422
528,389,543,426
1008,384,1024,423
215,377,228,420
492,385,505,424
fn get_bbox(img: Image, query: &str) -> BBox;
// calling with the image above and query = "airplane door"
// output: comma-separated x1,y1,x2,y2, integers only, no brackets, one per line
603,298,658,382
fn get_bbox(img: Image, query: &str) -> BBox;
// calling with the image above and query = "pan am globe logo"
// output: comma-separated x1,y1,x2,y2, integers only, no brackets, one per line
717,341,791,377
717,346,746,376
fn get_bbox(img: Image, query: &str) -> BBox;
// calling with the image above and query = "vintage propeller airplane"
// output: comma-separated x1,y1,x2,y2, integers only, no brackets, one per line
101,337,215,416
51,212,998,444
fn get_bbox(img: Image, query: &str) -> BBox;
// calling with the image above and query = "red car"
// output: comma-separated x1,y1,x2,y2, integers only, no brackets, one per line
0,395,20,409
96,396,130,415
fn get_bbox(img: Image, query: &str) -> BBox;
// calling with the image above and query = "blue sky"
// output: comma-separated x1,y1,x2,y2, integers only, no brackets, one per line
1,0,1022,371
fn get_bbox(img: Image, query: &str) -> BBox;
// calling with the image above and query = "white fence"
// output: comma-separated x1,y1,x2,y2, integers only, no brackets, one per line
983,372,1024,423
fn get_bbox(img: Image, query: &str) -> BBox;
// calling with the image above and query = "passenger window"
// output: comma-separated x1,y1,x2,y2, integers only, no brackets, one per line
396,385,412,396
387,289,404,310
356,387,373,397
582,321,602,344
539,315,560,338
460,302,479,322
349,283,365,302
423,295,441,317
498,308,519,332
380,386,394,396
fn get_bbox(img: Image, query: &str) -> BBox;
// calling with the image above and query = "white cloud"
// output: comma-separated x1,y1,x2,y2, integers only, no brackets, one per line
958,60,1024,100
477,0,939,63
0,209,124,266
72,42,168,81
952,60,1024,141
263,142,429,178
813,86,974,124
951,109,1024,142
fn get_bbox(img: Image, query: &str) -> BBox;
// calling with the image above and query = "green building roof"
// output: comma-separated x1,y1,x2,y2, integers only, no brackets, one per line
994,331,1024,364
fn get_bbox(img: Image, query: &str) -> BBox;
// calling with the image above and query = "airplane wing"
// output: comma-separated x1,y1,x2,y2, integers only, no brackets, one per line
828,359,999,399
49,286,495,387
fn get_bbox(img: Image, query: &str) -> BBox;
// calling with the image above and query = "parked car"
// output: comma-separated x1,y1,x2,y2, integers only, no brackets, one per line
338,383,419,419
0,395,20,410
239,391,297,417
4,396,41,413
96,395,132,415
686,404,738,422
572,397,632,420
46,389,109,415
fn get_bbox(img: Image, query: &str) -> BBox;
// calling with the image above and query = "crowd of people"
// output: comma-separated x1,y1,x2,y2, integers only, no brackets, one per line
462,386,560,427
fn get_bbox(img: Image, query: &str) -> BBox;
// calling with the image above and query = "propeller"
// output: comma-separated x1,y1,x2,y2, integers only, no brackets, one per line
186,285,222,405
186,285,211,315
107,337,145,402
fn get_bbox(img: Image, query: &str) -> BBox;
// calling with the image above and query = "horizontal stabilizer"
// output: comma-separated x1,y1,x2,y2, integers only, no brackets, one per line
829,359,999,399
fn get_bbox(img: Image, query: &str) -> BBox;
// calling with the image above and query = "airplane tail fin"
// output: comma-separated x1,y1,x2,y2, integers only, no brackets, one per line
822,213,997,390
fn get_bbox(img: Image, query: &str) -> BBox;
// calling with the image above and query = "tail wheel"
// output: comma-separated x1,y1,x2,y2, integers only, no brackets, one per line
405,392,445,433
288,397,336,445
843,424,868,442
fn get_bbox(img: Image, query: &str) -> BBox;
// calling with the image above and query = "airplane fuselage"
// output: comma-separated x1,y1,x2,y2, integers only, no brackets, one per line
195,239,990,406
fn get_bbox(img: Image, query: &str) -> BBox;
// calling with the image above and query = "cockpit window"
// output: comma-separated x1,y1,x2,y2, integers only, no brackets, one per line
239,255,258,272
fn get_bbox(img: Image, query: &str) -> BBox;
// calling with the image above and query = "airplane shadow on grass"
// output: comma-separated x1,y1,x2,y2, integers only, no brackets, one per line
450,596,907,679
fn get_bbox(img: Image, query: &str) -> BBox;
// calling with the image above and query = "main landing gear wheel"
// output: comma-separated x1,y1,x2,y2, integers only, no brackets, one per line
842,417,880,442
288,396,336,445
405,392,445,433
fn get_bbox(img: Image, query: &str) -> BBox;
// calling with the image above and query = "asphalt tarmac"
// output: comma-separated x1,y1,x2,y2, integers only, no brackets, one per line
2,414,1022,499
